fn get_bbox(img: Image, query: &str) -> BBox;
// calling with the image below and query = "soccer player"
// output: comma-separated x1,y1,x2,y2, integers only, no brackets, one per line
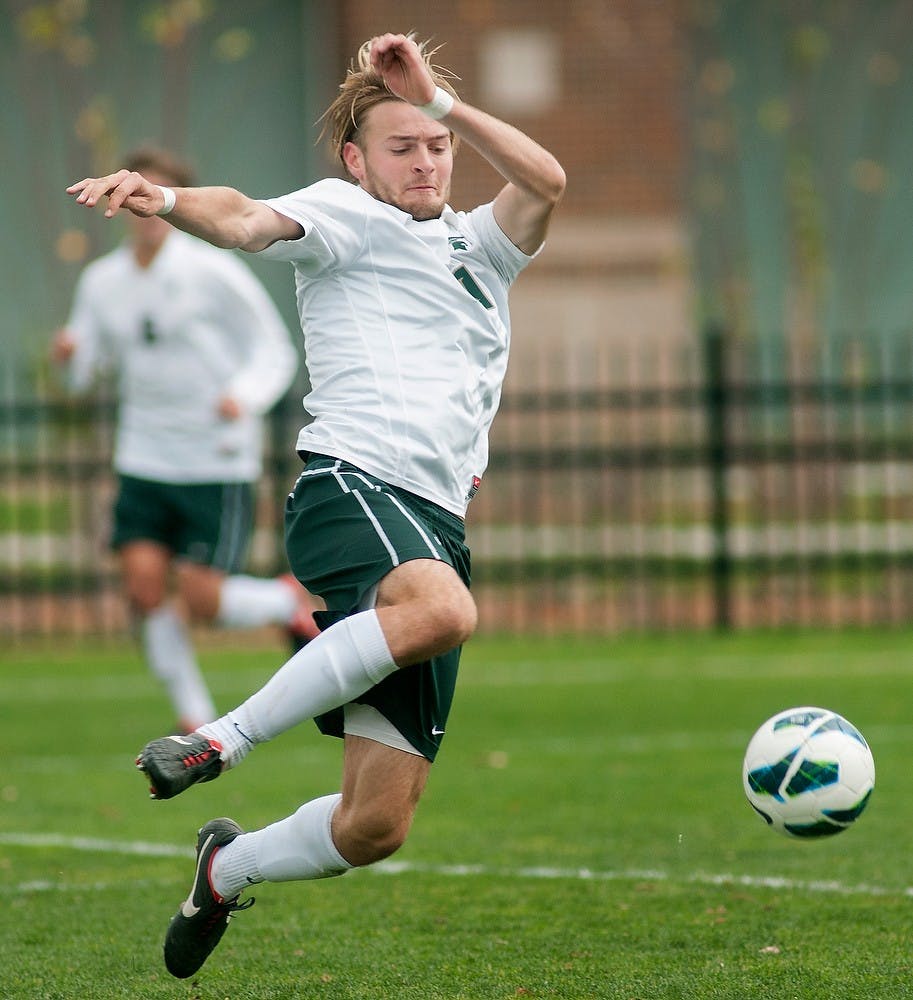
66,33,565,978
54,146,321,734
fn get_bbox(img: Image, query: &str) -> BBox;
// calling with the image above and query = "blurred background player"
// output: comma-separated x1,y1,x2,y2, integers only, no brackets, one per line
52,146,321,733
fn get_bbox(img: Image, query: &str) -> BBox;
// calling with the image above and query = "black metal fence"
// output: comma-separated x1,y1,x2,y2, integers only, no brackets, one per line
471,326,913,633
7,332,913,639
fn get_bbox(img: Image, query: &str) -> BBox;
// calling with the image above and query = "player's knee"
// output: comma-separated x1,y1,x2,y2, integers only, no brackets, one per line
176,566,222,623
402,592,475,664
428,586,477,650
181,590,218,624
449,588,478,645
127,583,165,616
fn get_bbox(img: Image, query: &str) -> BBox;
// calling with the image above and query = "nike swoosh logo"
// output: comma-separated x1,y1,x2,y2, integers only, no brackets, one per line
181,832,215,918
168,736,194,746
431,726,445,736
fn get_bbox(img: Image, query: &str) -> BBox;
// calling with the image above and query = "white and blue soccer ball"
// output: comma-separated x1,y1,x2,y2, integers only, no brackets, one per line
742,707,875,839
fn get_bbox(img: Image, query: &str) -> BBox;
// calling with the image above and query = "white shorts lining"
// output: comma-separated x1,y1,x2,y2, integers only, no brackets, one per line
343,703,423,757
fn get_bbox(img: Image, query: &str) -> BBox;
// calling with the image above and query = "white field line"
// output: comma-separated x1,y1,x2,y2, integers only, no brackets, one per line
5,651,913,706
0,832,194,858
1,831,911,899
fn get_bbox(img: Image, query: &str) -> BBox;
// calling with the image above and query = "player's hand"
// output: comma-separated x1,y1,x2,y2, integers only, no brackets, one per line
369,33,436,106
217,395,243,421
50,328,76,364
66,169,167,219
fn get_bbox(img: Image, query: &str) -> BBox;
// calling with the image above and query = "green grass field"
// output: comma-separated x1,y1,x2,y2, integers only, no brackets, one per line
1,629,911,999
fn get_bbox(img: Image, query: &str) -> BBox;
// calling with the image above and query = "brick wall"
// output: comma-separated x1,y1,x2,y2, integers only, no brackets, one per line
330,1,694,393
334,0,687,217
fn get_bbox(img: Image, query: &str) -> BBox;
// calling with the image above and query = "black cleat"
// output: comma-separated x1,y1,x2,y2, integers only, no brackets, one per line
163,817,255,979
136,733,224,800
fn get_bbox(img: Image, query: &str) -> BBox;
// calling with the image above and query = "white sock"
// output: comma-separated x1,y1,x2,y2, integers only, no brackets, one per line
198,610,396,767
210,794,351,899
141,605,216,726
198,712,255,764
217,575,297,628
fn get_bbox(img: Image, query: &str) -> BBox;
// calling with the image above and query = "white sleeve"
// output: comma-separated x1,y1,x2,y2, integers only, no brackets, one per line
60,269,113,393
464,202,541,286
253,180,367,271
210,255,299,415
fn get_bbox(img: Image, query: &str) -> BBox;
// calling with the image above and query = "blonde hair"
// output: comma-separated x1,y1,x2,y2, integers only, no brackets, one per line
321,34,460,173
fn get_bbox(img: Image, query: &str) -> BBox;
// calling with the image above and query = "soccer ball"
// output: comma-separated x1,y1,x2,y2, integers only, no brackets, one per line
742,706,875,839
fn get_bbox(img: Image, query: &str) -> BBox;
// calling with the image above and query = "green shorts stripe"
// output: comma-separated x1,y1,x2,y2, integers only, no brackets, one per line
212,482,254,571
348,479,444,566
111,475,253,572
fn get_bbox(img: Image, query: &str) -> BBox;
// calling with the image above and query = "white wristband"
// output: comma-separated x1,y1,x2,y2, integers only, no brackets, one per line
417,86,454,120
155,185,176,216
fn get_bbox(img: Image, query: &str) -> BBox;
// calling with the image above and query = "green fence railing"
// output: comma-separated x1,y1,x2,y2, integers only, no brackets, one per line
7,337,913,637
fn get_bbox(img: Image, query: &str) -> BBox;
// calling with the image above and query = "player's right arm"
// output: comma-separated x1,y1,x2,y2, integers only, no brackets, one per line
66,170,302,253
50,328,77,365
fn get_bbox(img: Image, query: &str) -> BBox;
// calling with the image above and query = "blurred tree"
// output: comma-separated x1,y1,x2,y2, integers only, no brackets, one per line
688,0,913,381
1,0,336,398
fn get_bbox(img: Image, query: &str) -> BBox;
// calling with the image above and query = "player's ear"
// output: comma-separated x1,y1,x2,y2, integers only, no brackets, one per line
342,141,365,182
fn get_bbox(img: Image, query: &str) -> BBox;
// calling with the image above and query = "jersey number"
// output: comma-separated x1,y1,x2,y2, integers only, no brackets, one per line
453,265,493,310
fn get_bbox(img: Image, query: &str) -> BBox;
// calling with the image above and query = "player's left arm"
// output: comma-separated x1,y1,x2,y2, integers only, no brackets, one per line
369,33,566,255
446,103,566,255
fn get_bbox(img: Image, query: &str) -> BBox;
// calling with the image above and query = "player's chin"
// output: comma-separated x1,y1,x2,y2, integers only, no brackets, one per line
403,192,445,221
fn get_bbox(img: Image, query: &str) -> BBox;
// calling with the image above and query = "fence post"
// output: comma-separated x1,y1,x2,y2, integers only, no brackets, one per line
703,321,731,629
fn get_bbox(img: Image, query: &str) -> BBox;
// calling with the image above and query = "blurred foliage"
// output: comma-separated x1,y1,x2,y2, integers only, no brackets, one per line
1,0,329,399
687,1,913,380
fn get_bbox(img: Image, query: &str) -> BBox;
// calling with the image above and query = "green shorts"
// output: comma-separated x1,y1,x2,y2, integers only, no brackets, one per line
284,455,471,761
111,474,254,573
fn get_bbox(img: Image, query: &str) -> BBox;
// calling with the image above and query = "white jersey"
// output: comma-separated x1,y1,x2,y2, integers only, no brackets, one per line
64,229,297,483
258,178,536,516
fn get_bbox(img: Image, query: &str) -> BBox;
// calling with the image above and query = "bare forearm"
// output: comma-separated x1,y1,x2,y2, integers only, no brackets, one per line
440,100,565,252
444,101,566,205
165,187,272,251
66,169,299,252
